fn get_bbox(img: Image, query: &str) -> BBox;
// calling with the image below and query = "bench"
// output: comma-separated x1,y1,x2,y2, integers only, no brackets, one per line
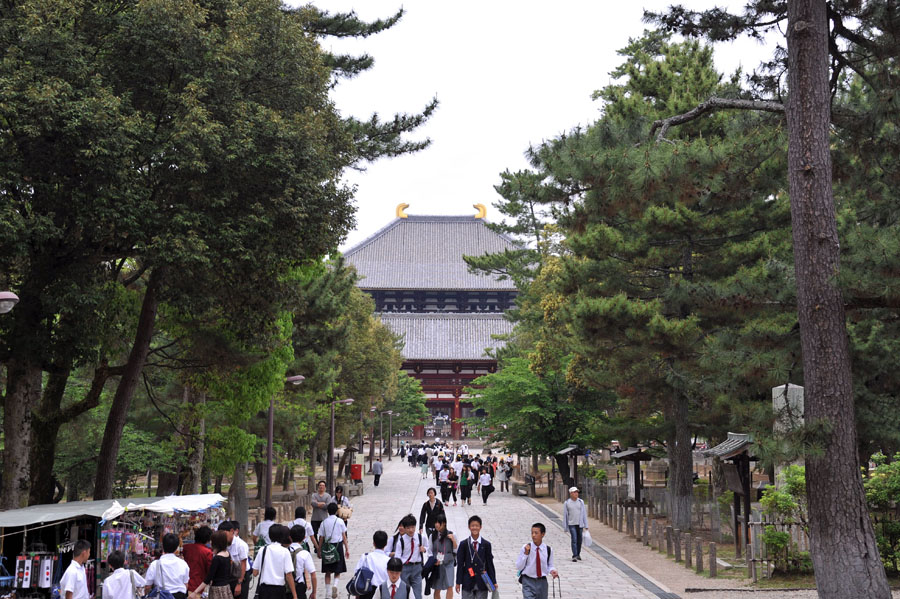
345,482,364,497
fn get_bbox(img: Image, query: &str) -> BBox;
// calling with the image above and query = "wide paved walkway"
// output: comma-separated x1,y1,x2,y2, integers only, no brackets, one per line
313,454,667,599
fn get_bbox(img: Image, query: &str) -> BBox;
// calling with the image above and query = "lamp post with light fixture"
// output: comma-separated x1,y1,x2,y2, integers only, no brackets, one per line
379,410,393,459
0,291,19,314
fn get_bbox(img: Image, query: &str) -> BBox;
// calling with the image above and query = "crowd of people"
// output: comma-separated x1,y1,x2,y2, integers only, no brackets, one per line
400,442,513,507
74,444,578,599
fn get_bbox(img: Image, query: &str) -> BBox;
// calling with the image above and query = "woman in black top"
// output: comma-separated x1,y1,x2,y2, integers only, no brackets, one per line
418,487,445,538
190,531,233,599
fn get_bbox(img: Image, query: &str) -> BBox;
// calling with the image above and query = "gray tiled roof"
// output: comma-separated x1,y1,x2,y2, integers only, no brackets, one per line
344,215,520,290
703,433,754,459
380,312,513,360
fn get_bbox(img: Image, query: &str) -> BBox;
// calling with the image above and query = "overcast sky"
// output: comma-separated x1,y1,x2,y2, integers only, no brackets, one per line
297,1,778,250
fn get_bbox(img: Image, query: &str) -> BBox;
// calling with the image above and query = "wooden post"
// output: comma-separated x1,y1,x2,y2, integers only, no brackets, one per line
643,517,650,546
651,520,658,550
627,508,634,536
695,538,704,573
748,542,756,582
709,543,717,578
685,533,692,568
618,506,624,532
666,526,673,557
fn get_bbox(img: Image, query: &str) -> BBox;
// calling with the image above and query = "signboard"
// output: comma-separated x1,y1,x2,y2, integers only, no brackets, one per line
723,463,745,495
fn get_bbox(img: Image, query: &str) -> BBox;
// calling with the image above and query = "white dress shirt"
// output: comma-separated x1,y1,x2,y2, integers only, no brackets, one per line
61,561,89,599
318,516,347,544
253,521,275,544
289,519,315,543
145,553,190,594
515,543,556,578
103,568,146,599
287,543,316,582
229,536,249,565
387,533,430,564
355,549,389,587
254,544,293,585
478,473,492,486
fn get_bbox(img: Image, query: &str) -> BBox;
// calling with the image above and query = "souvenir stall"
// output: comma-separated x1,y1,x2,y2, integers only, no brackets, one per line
0,494,226,599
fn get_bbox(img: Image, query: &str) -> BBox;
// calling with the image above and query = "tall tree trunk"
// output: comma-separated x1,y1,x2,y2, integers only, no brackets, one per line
156,472,179,496
785,1,890,596
367,426,376,473
553,454,571,486
201,465,209,494
307,435,320,494
214,474,223,495
30,364,113,504
229,462,249,533
183,387,205,495
254,462,264,500
94,269,163,499
1,359,42,509
666,393,693,530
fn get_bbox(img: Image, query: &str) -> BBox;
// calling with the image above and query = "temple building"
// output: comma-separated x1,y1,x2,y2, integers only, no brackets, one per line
344,204,518,439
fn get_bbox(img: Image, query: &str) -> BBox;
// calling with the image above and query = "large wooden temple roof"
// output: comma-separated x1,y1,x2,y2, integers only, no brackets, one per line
344,214,519,291
380,312,513,361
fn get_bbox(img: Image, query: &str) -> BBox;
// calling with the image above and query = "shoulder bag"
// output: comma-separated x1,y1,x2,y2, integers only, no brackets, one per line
344,553,374,596
320,521,340,565
147,561,175,599
252,546,269,599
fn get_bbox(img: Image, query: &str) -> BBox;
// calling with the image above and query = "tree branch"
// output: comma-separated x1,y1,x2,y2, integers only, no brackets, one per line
650,97,785,142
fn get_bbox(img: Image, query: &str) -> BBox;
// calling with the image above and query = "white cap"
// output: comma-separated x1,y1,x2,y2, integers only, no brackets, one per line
568,486,579,493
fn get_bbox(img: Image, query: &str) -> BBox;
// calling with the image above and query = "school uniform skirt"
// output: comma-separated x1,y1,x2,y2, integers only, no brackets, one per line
321,541,347,574
433,560,455,591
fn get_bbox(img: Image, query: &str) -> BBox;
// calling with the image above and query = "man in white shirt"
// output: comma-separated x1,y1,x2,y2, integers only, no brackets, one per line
253,525,296,599
61,540,91,599
514,523,558,599
386,515,429,599
102,551,147,599
289,525,317,599
451,458,463,479
290,507,319,553
144,534,191,599
354,530,391,599
253,508,277,546
221,521,248,599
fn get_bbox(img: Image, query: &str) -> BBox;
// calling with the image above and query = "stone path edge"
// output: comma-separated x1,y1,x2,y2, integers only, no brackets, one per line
526,497,681,599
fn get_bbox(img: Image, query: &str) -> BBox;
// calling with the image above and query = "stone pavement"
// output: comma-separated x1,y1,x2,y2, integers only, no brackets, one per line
310,454,669,599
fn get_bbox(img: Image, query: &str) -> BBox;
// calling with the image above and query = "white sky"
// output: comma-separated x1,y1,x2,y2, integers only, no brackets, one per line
296,1,778,250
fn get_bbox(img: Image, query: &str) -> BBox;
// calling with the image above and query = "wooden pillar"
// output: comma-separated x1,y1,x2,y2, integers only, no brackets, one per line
695,538,704,573
450,396,462,440
709,543,717,578
685,533,692,568
674,529,682,562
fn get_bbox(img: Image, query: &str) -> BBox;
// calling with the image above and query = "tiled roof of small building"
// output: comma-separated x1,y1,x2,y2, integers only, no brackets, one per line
380,312,513,361
344,215,520,290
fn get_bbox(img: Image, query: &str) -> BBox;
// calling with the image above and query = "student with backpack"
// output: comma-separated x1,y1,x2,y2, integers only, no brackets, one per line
514,523,558,599
288,526,316,599
317,503,349,598
145,534,190,599
348,530,390,599
102,551,146,599
378,559,409,599
387,515,429,599
290,507,319,554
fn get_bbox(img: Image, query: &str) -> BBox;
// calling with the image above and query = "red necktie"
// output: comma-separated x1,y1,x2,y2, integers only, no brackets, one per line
473,541,478,558
391,584,396,599
536,545,542,578
407,536,414,564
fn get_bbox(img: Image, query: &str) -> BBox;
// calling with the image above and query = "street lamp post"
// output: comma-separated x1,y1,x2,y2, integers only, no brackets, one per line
387,411,394,460
0,291,19,314
266,375,305,507
328,398,355,493
378,410,393,460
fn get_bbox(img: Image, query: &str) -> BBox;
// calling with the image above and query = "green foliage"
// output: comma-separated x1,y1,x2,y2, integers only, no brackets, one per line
387,374,428,433
865,454,900,509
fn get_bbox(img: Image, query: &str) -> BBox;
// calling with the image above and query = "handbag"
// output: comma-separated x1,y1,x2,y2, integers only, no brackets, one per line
320,521,340,565
582,530,593,548
344,553,374,596
147,562,175,599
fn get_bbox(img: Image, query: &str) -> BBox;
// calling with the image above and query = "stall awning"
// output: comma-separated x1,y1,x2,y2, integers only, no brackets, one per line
0,494,227,528
0,498,155,528
101,494,226,522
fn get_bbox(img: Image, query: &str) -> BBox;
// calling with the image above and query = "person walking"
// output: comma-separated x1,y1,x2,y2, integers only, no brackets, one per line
418,488,445,539
252,525,297,599
225,521,249,599
330,486,352,524
290,507,319,553
354,531,391,599
253,507,277,549
317,503,349,598
310,481,332,536
428,515,457,599
145,534,191,599
183,526,213,595
458,465,474,506
496,462,510,493
373,458,384,486
60,540,91,599
454,516,496,599
514,523,558,599
378,559,409,599
288,525,317,599
438,465,451,505
447,468,459,506
562,487,588,562
189,531,235,599
388,515,428,599
103,551,147,599
477,468,493,506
